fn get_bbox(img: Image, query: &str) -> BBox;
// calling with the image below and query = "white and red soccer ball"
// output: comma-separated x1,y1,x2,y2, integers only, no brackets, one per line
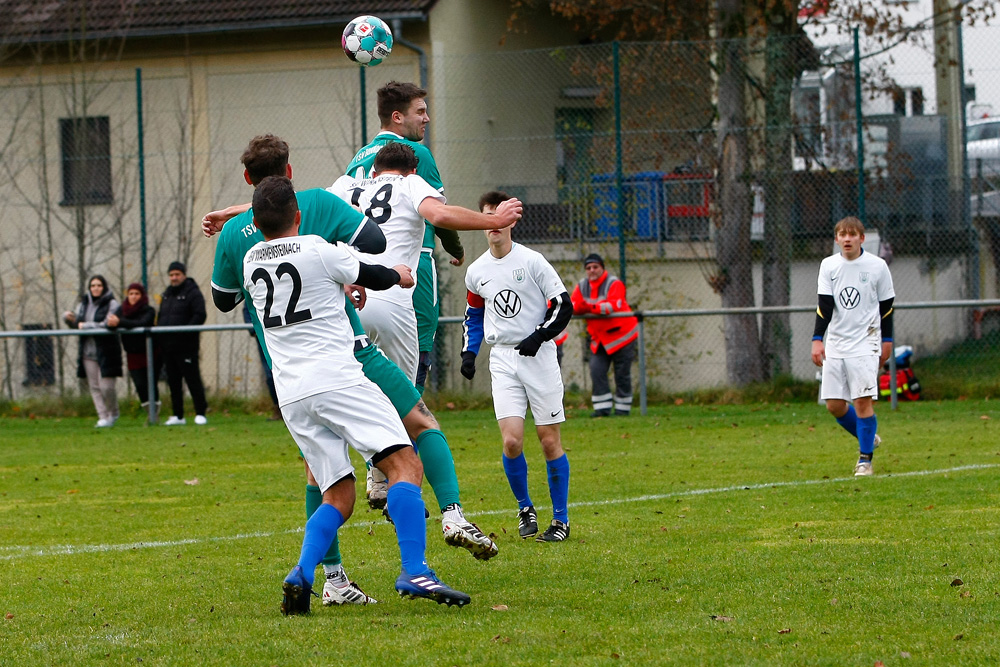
342,16,393,67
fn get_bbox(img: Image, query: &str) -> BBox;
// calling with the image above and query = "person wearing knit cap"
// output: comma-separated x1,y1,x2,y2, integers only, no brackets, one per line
156,262,209,425
571,253,639,417
108,282,160,416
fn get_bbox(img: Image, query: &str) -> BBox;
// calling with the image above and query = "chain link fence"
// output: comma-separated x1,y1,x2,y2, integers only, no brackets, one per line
1,24,999,404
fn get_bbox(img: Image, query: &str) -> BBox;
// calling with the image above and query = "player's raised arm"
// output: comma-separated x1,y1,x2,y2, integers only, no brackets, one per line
418,196,522,232
355,261,412,291
202,202,251,237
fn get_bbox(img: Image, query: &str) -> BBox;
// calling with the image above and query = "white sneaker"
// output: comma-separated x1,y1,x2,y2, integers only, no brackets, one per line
442,516,499,561
194,415,207,425
95,419,113,428
854,461,874,476
164,416,186,426
366,466,388,510
322,580,377,605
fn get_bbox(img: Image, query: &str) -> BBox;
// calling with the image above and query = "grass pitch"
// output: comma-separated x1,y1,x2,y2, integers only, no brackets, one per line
1,401,999,665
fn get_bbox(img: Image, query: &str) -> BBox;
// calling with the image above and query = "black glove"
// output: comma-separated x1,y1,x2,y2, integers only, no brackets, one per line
514,331,544,357
460,351,477,380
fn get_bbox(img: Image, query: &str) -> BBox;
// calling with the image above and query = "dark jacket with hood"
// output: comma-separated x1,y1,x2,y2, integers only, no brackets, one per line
157,276,207,353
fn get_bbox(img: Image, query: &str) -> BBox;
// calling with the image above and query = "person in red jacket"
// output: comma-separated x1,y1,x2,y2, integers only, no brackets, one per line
570,254,639,417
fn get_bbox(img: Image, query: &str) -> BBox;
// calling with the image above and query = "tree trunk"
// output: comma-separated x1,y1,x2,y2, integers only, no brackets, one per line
715,0,764,386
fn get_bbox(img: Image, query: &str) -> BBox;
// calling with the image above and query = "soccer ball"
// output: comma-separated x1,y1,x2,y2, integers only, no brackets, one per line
342,16,393,67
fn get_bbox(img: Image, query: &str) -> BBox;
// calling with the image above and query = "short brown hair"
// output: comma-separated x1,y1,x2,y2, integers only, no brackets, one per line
834,216,865,236
377,81,427,126
478,190,512,212
373,142,419,174
252,176,298,237
241,134,289,185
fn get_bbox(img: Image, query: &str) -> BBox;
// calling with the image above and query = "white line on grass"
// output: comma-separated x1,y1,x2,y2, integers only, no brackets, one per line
3,463,995,560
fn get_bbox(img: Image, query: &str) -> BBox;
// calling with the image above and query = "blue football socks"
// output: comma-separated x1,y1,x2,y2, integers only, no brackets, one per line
502,452,533,509
546,454,571,524
297,503,344,586
835,404,858,437
386,481,430,577
857,414,878,457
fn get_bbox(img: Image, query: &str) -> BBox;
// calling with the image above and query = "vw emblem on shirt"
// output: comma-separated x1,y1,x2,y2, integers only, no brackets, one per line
513,268,525,283
839,286,861,309
494,290,521,318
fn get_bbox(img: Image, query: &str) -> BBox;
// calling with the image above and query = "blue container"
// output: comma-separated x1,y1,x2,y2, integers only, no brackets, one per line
590,172,664,239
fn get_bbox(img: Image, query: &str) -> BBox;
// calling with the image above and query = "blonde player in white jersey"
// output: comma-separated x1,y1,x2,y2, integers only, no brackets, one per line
243,176,470,613
328,142,522,382
461,190,574,543
811,216,895,477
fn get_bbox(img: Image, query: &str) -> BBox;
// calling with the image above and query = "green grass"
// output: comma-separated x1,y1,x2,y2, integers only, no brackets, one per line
2,402,999,665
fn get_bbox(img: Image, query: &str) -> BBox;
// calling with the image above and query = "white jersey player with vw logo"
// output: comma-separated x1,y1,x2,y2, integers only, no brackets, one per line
328,142,522,382
811,216,895,478
461,190,574,543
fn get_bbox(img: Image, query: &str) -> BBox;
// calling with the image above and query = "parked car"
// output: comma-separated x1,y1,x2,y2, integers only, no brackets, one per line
967,116,1000,179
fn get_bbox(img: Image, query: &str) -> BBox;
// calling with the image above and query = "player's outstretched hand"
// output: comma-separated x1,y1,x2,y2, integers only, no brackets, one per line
493,197,523,228
394,265,415,288
201,202,251,238
460,351,477,380
514,331,544,357
345,284,367,310
810,339,825,367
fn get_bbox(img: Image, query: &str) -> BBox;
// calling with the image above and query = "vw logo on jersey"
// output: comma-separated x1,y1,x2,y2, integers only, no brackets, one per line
494,289,521,318
839,286,861,309
513,268,525,283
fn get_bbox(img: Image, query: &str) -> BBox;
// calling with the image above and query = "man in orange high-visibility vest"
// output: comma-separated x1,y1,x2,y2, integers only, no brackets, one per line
570,254,639,417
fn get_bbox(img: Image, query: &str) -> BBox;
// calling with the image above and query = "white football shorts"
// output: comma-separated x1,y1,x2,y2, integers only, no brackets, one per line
357,295,419,383
281,380,410,493
488,342,565,425
821,354,880,401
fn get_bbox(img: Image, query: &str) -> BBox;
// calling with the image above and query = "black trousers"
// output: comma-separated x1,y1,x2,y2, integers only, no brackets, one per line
162,348,208,418
589,339,636,413
128,365,160,405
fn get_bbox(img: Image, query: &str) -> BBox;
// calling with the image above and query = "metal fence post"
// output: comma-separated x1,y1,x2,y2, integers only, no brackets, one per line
637,312,647,416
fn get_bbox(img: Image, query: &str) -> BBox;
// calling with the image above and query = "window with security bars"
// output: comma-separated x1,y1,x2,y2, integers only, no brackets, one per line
60,116,112,206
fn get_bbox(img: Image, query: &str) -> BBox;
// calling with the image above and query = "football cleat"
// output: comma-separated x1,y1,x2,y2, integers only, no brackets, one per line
873,433,881,449
366,466,388,510
536,519,570,542
280,565,318,615
442,517,498,561
395,571,470,607
854,461,874,477
322,579,377,606
517,505,538,539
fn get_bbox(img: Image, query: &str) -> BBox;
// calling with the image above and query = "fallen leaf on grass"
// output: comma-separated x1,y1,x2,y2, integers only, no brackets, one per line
980,415,991,420
778,628,791,634
490,635,510,643
874,662,885,667
5,613,13,620
674,398,684,405
954,633,964,641
491,605,508,611
184,478,199,486
951,578,964,587
611,653,620,659
66,489,79,494
960,590,972,598
711,615,733,622
900,652,911,658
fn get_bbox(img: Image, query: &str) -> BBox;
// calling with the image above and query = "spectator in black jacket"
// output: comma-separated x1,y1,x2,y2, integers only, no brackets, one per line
157,262,209,425
63,274,122,428
108,282,160,415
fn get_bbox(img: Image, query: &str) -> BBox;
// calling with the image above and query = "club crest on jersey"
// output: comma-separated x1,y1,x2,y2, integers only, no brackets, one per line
513,268,525,283
839,286,861,309
860,272,870,283
494,289,521,318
